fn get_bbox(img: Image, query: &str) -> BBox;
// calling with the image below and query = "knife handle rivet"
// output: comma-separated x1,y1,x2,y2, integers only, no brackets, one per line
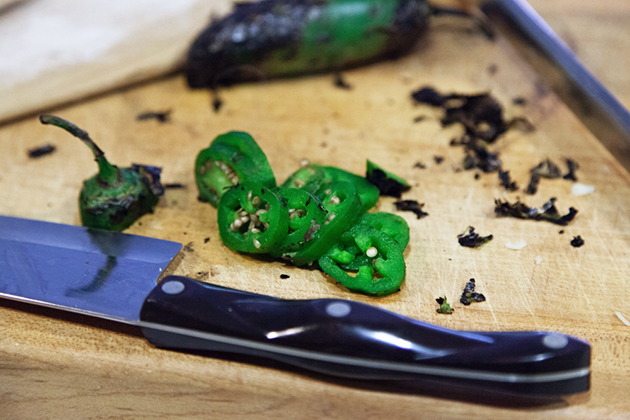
326,302,351,318
542,333,569,349
161,280,185,295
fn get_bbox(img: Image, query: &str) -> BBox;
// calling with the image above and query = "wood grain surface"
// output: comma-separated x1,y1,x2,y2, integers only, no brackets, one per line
2,1,630,419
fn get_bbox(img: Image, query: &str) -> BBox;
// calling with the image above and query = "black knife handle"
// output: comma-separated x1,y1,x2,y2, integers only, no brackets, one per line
139,276,590,396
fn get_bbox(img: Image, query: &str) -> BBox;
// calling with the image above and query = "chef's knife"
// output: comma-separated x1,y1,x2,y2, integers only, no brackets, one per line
0,215,590,396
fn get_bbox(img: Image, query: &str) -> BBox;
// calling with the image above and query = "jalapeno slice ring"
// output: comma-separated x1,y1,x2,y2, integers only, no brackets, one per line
280,163,326,195
284,180,362,266
195,131,276,207
318,225,406,296
218,182,289,254
270,187,330,258
322,166,379,214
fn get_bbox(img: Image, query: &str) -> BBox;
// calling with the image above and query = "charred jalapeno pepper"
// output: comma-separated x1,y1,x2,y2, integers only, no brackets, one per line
187,0,431,88
284,180,362,266
318,224,406,296
40,114,163,231
195,131,276,207
322,166,379,213
217,182,289,253
269,187,330,258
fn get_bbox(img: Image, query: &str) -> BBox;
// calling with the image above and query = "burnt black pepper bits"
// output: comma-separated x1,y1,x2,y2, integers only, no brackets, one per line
460,279,486,305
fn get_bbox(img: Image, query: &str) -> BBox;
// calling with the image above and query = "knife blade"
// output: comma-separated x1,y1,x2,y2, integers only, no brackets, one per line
0,215,590,396
478,0,630,170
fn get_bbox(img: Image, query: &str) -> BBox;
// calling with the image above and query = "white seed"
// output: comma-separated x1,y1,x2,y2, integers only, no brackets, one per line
328,213,336,222
289,208,296,214
290,212,299,220
256,209,268,216
263,222,269,230
252,196,262,207
233,219,243,229
324,189,332,195
329,196,340,205
240,215,250,223
253,238,261,249
294,179,306,188
230,176,239,185
300,158,310,167
250,228,261,234
247,190,253,201
239,210,249,217
366,247,378,258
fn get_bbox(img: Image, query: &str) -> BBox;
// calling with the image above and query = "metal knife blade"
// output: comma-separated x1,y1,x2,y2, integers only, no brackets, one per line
0,215,182,322
479,0,630,170
0,216,591,396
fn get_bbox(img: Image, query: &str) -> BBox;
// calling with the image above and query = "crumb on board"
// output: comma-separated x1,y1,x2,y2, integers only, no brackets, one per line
572,183,595,196
506,241,527,250
616,312,630,327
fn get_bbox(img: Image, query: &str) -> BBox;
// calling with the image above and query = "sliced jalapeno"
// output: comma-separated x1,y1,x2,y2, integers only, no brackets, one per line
280,163,326,195
195,131,276,207
357,212,410,250
269,187,330,258
340,212,409,270
318,224,406,296
217,182,289,253
322,166,379,213
284,180,361,266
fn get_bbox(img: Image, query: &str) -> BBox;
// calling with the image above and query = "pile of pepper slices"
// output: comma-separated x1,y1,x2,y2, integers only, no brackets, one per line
195,131,410,296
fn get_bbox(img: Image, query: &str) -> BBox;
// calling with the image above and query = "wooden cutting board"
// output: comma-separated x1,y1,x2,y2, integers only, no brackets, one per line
1,3,630,420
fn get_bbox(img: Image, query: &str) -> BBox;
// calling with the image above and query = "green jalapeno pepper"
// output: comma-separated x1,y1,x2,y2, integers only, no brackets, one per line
322,166,379,213
318,224,406,296
283,180,362,266
40,114,163,232
195,131,276,207
357,212,410,250
269,187,330,258
339,212,409,270
280,163,327,195
187,0,431,88
217,182,289,253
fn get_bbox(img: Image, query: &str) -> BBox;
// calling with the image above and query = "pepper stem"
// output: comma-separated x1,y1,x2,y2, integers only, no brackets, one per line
40,114,119,185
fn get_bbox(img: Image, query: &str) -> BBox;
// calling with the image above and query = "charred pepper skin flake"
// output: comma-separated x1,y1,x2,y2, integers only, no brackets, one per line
394,199,428,219
494,197,578,226
436,296,453,314
457,226,493,248
366,160,411,198
571,235,585,247
460,278,485,305
40,115,163,232
186,0,431,88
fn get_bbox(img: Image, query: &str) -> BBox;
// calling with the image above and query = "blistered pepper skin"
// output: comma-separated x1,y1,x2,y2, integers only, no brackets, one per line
187,0,430,88
40,115,163,232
